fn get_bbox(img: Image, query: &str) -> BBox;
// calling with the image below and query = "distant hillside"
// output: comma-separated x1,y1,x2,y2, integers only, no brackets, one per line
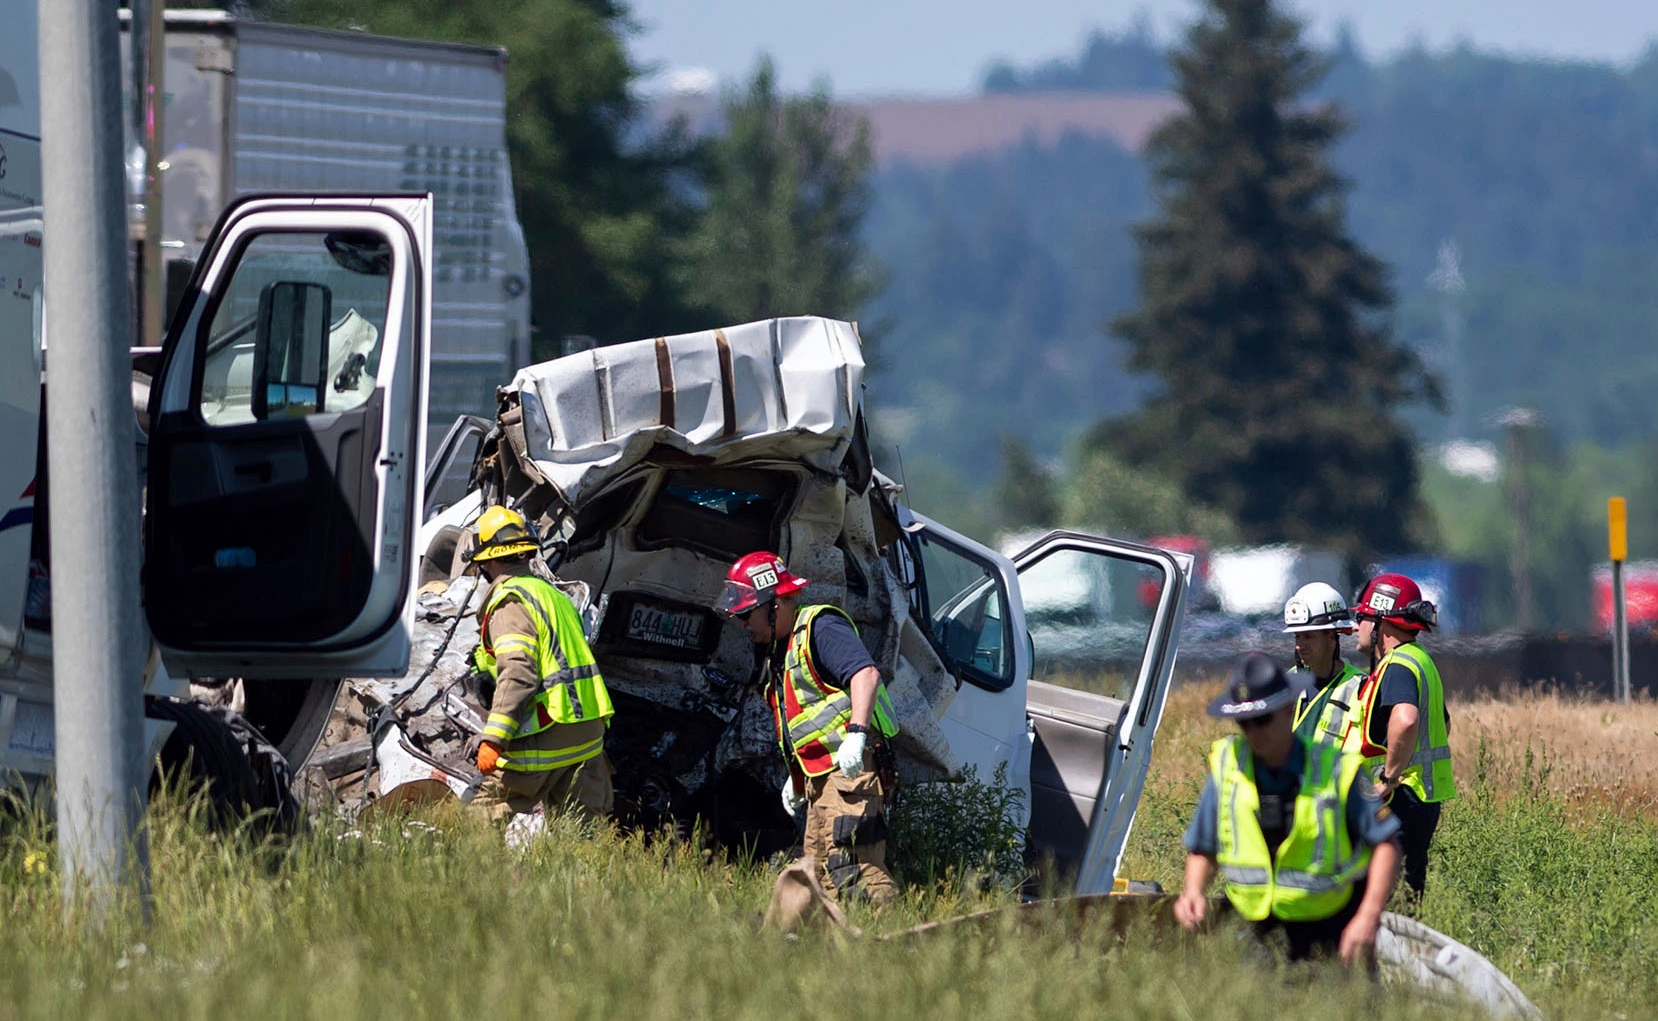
646,91,1178,168
855,30,1658,480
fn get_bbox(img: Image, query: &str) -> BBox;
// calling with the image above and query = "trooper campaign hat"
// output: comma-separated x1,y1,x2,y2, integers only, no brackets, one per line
1207,652,1298,720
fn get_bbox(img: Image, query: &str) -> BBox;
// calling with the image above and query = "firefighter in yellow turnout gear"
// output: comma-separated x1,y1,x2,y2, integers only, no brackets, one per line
1175,654,1402,966
717,551,901,905
466,506,615,824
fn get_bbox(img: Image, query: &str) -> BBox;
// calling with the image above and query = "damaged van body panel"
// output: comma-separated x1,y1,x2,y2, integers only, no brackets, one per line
323,317,1186,885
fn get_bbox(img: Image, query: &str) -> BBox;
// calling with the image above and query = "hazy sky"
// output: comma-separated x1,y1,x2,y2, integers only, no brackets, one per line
626,0,1658,95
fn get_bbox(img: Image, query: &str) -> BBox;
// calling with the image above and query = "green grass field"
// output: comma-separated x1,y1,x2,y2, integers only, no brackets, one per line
2,687,1653,1019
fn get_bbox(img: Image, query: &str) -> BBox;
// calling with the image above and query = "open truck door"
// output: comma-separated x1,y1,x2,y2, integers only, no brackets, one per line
0,45,43,665
1012,531,1190,895
144,195,431,679
0,190,42,658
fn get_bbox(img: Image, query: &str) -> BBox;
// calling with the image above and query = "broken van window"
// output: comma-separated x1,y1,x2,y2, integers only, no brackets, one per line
666,486,768,514
912,528,1015,691
635,468,793,561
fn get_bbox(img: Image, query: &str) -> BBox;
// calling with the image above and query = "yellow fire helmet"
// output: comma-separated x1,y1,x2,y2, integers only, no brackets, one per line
470,505,539,562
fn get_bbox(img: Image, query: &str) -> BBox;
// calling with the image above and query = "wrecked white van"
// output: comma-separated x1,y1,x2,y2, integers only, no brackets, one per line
332,317,1191,894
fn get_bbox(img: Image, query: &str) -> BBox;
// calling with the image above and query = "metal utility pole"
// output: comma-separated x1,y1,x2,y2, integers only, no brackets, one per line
1499,408,1538,632
41,1,151,913
1427,240,1467,439
130,0,166,349
1609,498,1631,705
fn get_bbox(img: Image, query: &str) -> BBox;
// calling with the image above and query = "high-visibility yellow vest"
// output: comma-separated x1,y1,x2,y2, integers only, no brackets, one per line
768,604,899,777
1210,735,1372,922
474,576,614,769
1291,661,1368,746
1345,642,1456,803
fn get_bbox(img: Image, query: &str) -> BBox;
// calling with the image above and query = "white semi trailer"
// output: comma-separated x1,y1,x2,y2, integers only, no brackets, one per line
0,4,435,818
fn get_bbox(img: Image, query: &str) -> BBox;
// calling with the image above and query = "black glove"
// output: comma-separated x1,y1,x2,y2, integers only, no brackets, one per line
464,668,495,709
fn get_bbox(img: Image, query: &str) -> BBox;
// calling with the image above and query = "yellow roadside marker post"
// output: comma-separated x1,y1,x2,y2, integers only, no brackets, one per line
1609,498,1630,705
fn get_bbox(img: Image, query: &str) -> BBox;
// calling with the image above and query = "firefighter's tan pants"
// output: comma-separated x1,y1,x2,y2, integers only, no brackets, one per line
470,750,614,824
803,766,898,906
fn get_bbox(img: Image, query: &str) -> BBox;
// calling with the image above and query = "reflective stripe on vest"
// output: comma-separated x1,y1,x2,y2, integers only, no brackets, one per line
501,733,606,773
1371,643,1456,803
474,575,614,749
767,604,900,777
1291,662,1367,746
1338,669,1388,770
1211,735,1372,922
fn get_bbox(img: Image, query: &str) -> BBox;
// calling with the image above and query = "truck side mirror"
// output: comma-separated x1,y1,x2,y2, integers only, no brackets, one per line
252,280,333,420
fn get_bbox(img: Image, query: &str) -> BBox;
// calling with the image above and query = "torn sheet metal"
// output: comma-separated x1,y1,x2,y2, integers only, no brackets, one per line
371,721,478,803
506,317,864,510
304,576,493,813
361,317,959,849
1378,912,1542,1020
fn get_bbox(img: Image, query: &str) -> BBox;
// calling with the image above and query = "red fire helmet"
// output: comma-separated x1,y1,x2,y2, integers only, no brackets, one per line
1354,573,1438,632
715,551,809,617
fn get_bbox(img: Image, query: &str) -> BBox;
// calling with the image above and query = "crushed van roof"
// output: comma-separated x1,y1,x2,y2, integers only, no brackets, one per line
504,317,865,509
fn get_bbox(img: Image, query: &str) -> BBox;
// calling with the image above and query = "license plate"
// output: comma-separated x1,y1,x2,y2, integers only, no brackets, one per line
624,604,707,650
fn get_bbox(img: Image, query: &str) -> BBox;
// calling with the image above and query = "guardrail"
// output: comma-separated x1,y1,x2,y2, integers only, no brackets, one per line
1166,622,1657,699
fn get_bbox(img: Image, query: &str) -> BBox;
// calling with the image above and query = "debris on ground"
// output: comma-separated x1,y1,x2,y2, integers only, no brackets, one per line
761,869,1540,1019
298,575,492,819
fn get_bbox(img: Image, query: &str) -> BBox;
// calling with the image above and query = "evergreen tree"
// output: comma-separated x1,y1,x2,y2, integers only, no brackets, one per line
242,0,712,355
1061,446,1240,543
993,436,1058,532
1104,0,1435,557
682,59,881,334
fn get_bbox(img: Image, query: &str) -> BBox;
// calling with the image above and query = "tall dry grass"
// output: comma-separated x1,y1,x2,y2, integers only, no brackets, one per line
1148,673,1658,818
1450,689,1658,819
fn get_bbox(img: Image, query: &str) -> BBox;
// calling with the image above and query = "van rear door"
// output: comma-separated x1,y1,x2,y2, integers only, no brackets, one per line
144,194,431,679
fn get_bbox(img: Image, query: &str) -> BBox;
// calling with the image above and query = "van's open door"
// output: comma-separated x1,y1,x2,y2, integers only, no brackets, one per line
1013,531,1190,895
144,195,431,679
902,510,1036,824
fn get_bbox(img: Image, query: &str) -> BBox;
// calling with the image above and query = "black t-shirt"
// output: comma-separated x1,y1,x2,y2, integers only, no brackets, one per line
1366,662,1419,746
807,611,877,689
1366,654,1453,746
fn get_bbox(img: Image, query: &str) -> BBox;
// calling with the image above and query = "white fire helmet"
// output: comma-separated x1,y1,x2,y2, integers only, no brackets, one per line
1282,582,1355,633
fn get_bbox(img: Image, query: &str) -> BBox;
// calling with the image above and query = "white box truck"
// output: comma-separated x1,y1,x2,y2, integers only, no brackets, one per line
1,3,437,819
119,10,531,445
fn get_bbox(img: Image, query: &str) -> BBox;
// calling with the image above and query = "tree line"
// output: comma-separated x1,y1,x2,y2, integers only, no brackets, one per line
879,15,1658,470
193,0,1658,628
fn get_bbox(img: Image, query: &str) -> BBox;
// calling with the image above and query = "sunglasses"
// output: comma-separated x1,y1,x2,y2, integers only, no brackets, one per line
1237,714,1275,731
733,607,759,622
